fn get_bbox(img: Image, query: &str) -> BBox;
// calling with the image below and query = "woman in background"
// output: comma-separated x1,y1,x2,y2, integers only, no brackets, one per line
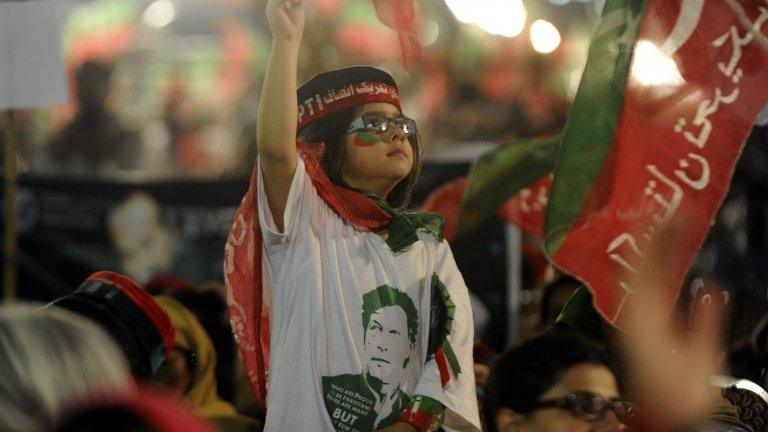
0,303,134,431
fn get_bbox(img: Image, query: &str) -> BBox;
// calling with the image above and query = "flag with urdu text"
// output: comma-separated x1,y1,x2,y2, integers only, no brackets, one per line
544,0,768,328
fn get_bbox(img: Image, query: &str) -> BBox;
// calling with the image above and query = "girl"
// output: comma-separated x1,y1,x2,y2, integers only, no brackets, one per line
224,1,480,431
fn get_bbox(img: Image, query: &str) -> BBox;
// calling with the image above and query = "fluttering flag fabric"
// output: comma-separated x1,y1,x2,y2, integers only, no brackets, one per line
455,135,560,239
419,173,553,241
372,0,421,69
497,174,553,237
544,0,768,329
419,177,468,242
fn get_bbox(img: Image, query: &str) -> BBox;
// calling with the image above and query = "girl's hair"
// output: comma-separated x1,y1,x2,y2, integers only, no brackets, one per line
297,105,422,209
0,303,133,432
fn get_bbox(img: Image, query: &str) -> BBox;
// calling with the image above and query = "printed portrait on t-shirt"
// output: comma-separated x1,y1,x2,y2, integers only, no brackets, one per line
322,284,419,432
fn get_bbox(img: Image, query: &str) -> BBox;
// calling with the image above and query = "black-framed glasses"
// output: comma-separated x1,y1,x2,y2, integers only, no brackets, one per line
529,391,636,423
346,114,418,137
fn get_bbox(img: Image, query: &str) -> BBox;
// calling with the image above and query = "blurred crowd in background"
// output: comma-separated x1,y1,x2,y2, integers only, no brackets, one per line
2,0,768,430
5,0,584,179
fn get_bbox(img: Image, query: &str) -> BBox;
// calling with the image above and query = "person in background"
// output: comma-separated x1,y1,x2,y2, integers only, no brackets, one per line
50,271,176,381
48,388,220,432
153,296,260,431
483,330,631,432
47,61,142,176
146,276,237,404
704,381,768,432
0,304,134,432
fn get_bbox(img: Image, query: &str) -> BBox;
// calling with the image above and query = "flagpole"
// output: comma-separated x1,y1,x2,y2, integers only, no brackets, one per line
3,110,17,303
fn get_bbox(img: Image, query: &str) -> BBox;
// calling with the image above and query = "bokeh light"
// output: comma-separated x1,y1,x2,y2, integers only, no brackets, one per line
142,0,176,28
445,0,527,38
530,20,561,54
631,40,684,87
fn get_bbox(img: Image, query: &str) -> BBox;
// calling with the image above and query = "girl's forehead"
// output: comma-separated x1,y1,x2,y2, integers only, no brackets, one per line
358,102,402,117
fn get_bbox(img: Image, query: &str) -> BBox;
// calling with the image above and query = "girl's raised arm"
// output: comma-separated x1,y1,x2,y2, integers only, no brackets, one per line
258,0,305,231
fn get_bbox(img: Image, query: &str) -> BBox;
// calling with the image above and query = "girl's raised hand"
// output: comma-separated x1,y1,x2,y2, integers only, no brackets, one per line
266,0,305,43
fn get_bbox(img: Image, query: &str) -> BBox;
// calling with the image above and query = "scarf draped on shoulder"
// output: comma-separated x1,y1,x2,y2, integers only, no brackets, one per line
224,142,443,410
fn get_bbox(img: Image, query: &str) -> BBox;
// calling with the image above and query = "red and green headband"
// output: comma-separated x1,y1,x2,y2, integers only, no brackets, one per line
296,65,401,131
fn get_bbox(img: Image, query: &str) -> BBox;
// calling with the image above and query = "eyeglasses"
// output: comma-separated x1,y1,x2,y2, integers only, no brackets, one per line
175,347,197,371
347,114,418,137
529,391,636,423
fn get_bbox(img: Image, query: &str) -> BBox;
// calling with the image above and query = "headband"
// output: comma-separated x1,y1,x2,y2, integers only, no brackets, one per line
296,65,401,131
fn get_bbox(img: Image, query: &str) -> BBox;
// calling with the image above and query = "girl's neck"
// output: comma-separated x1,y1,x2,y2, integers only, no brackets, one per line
342,175,397,199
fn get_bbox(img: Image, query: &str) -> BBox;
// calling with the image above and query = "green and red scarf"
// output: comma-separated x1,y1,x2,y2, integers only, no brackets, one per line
224,142,446,411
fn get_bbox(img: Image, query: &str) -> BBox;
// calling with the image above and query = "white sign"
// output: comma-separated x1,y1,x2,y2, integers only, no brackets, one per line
0,0,69,109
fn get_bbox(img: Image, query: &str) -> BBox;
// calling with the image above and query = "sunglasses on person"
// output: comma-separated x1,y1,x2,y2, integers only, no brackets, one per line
529,391,636,423
346,114,418,137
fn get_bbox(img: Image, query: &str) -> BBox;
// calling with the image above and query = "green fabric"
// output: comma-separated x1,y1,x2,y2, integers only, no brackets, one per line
441,342,461,378
433,273,456,324
543,0,646,256
430,274,461,377
456,135,560,239
361,191,444,252
406,394,446,431
407,394,444,417
554,286,606,343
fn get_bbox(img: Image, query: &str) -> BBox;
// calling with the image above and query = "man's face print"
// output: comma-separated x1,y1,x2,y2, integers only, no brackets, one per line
363,305,411,384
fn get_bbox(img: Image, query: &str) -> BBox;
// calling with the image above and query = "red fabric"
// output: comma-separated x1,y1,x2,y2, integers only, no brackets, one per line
434,348,450,388
87,271,176,356
224,143,392,411
496,174,552,237
419,175,550,241
143,275,193,295
551,0,768,328
55,388,218,432
418,177,467,242
372,0,421,70
397,406,441,432
297,82,400,130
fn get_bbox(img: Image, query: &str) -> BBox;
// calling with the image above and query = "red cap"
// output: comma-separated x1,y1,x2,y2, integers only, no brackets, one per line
87,271,176,357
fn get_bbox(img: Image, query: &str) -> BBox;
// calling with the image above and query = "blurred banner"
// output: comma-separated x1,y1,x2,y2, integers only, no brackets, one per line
544,0,768,328
420,172,553,241
455,135,559,239
14,176,246,297
0,0,68,108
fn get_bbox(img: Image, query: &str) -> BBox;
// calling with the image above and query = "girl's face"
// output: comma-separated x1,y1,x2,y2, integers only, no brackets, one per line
341,102,414,196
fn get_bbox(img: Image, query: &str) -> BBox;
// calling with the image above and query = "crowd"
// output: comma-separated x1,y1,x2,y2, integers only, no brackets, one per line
3,1,768,432
2,267,766,431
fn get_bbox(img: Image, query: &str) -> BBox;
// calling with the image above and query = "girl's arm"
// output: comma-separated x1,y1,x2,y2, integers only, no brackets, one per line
258,0,305,231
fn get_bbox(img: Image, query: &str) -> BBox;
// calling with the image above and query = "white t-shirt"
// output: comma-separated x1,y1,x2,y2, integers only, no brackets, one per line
258,157,481,432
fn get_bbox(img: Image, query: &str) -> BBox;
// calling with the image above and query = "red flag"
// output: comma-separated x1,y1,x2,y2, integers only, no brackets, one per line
544,0,768,328
497,174,552,237
373,0,421,69
419,177,467,242
420,175,551,241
